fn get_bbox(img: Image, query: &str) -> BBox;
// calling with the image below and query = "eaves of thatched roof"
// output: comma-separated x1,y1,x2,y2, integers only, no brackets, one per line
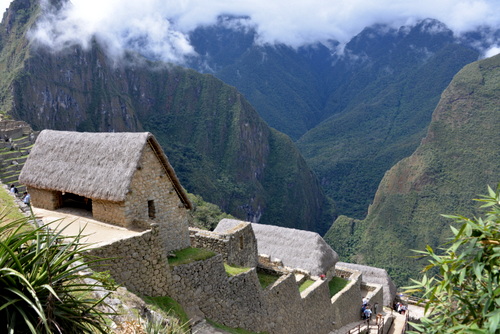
215,219,339,275
336,262,396,305
19,130,191,208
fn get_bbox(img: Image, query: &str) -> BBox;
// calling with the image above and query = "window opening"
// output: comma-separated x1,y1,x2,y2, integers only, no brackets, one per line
148,200,156,219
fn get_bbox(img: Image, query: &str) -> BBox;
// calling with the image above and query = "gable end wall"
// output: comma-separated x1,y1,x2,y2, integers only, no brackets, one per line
125,144,190,251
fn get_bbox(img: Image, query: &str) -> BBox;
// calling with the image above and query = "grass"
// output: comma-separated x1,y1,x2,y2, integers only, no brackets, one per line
224,263,251,276
329,277,349,297
167,247,216,267
298,279,315,292
0,185,25,222
144,295,190,326
206,319,268,334
256,271,280,289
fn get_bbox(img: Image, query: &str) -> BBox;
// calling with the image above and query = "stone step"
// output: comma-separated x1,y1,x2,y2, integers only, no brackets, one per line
4,156,27,165
12,136,33,146
1,163,23,174
1,174,19,184
0,169,20,179
0,150,23,160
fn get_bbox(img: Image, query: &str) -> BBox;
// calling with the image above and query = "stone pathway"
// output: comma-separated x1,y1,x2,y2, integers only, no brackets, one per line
32,207,141,245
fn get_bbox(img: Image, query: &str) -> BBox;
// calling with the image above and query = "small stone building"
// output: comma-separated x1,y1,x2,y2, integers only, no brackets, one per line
215,220,339,276
19,130,192,251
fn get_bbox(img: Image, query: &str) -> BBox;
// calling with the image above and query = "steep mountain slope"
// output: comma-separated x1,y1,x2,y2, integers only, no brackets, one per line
324,54,500,285
0,0,334,233
188,19,481,219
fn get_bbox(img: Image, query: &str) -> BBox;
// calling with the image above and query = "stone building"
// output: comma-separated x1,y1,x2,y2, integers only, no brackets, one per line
19,130,192,252
215,219,339,277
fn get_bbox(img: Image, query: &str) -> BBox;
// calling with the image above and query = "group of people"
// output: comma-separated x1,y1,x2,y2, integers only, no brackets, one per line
361,297,372,320
394,301,407,315
10,184,30,205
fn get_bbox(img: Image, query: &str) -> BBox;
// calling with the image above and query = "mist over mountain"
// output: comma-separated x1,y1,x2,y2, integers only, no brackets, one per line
187,18,486,218
0,0,334,233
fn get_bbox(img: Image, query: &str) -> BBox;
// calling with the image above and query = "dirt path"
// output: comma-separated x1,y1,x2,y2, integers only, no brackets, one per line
32,207,141,245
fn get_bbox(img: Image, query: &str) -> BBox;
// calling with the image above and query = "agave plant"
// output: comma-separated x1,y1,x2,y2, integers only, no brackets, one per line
0,211,115,333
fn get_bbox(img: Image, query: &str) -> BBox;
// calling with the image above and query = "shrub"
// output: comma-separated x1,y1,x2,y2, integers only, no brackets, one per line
0,214,115,333
405,185,500,333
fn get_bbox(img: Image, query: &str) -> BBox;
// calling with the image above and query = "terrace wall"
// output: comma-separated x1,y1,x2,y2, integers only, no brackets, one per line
86,224,172,297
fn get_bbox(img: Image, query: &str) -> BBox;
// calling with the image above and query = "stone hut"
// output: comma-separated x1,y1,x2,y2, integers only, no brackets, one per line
252,223,339,276
19,130,192,251
215,220,339,276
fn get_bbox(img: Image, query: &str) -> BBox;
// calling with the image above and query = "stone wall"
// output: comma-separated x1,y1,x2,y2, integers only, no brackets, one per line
92,200,128,228
330,266,364,327
189,222,258,267
125,144,190,252
86,224,172,297
165,253,372,334
27,187,61,210
361,282,384,316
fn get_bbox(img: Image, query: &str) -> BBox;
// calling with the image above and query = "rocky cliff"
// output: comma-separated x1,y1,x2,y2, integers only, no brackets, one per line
0,0,334,233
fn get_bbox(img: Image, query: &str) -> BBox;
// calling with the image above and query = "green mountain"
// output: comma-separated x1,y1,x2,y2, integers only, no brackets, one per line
0,0,334,233
324,54,500,286
189,19,481,219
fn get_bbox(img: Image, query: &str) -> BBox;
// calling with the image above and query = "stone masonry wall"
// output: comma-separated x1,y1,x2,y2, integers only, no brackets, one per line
86,224,172,297
125,144,190,252
92,200,128,228
189,222,258,267
166,254,369,334
361,282,384,316
27,187,61,210
330,267,364,327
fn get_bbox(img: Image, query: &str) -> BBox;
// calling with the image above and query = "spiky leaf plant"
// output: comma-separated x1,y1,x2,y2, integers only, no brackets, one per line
0,211,115,333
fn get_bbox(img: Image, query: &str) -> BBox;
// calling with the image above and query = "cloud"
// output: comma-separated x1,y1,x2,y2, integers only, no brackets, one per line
2,0,500,62
485,46,500,57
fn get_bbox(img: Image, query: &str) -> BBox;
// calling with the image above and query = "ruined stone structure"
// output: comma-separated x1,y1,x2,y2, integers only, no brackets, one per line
19,130,391,334
190,221,258,267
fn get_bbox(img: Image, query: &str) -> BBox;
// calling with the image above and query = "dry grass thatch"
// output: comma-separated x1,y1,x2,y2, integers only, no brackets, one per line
19,130,191,208
215,219,339,276
336,262,396,306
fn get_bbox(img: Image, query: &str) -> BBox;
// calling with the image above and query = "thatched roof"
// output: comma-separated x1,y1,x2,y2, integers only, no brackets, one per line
336,262,396,305
19,130,191,208
215,219,339,275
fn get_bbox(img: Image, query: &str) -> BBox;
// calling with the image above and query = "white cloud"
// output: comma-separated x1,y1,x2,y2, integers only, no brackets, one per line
3,0,500,63
484,46,500,57
0,0,11,15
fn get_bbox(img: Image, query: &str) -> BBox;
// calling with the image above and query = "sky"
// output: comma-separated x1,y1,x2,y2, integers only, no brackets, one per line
1,0,500,62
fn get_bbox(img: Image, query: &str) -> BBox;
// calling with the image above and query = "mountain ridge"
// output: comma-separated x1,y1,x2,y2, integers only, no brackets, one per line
0,0,334,233
324,53,500,285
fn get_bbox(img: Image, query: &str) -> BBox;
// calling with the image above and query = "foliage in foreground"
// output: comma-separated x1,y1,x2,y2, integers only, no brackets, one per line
405,185,500,333
0,215,114,333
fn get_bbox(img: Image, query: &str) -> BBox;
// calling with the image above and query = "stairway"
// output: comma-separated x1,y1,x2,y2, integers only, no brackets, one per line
0,121,37,193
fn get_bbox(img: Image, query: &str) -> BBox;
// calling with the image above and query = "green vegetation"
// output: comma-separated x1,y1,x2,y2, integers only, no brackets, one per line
167,247,216,267
324,54,500,287
0,215,115,333
0,186,24,222
298,279,315,292
256,271,280,289
328,277,349,297
144,295,190,328
224,263,251,276
188,193,234,230
206,319,268,334
405,186,500,333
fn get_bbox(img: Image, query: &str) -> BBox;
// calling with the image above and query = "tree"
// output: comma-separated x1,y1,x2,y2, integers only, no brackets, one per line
405,185,500,333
